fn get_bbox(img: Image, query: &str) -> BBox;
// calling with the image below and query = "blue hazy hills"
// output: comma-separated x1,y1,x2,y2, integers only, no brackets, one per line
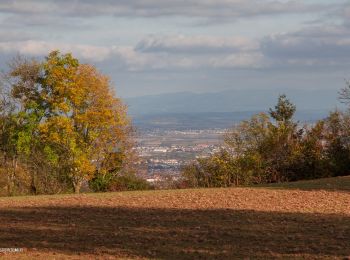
125,88,342,130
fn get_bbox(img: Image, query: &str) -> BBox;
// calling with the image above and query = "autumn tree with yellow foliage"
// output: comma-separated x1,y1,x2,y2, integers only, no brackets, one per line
0,51,135,195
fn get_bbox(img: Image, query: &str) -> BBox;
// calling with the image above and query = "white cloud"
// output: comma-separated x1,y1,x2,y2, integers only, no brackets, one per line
0,40,112,62
113,35,263,70
135,35,258,53
0,35,264,71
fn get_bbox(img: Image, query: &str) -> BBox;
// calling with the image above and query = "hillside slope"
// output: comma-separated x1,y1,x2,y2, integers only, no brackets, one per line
0,176,349,259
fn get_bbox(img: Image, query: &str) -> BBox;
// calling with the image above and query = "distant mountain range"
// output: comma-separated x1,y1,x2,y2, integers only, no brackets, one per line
130,111,332,131
125,89,342,130
126,88,340,116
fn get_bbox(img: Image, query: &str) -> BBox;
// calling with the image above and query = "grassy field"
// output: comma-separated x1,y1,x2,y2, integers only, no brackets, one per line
259,175,350,192
0,176,349,259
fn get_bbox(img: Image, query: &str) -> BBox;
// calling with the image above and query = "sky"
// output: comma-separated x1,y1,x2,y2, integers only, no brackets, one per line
0,0,350,98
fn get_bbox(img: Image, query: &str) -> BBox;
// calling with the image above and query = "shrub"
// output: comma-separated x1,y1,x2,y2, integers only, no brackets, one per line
108,173,153,192
90,172,152,192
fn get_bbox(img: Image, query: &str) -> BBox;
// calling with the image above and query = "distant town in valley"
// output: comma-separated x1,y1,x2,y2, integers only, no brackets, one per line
135,128,225,183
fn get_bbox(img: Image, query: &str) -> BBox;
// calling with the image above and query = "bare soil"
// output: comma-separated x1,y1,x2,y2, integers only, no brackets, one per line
0,177,349,259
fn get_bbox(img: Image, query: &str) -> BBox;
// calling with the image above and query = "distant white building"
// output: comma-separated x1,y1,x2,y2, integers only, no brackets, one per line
153,148,168,153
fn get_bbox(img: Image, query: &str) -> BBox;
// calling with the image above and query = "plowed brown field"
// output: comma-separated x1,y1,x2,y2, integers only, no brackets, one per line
0,176,349,259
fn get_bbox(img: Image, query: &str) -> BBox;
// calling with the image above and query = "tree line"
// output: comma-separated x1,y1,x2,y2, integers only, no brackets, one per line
183,92,350,188
0,51,150,196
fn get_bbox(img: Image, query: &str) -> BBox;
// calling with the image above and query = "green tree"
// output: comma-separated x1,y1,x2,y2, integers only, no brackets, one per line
338,80,350,105
269,94,296,124
0,51,135,195
0,57,43,195
182,95,308,187
322,111,350,177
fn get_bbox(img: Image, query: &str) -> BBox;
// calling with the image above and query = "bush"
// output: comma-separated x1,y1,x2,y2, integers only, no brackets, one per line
108,174,153,192
89,172,115,192
90,172,153,192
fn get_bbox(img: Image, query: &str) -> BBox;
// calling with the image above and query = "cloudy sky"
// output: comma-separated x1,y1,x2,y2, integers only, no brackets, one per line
0,0,349,97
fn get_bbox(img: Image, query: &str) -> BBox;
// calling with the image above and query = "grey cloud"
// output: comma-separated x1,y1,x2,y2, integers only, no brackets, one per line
1,13,91,30
261,24,350,68
0,0,332,20
4,15,64,27
335,5,350,29
0,31,36,42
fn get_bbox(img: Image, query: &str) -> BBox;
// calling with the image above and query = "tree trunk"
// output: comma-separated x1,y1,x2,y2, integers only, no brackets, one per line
30,173,37,195
73,179,82,194
7,157,17,196
7,174,14,196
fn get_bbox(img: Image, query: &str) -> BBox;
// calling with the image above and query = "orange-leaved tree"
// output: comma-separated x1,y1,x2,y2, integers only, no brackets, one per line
1,51,134,194
38,51,134,193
